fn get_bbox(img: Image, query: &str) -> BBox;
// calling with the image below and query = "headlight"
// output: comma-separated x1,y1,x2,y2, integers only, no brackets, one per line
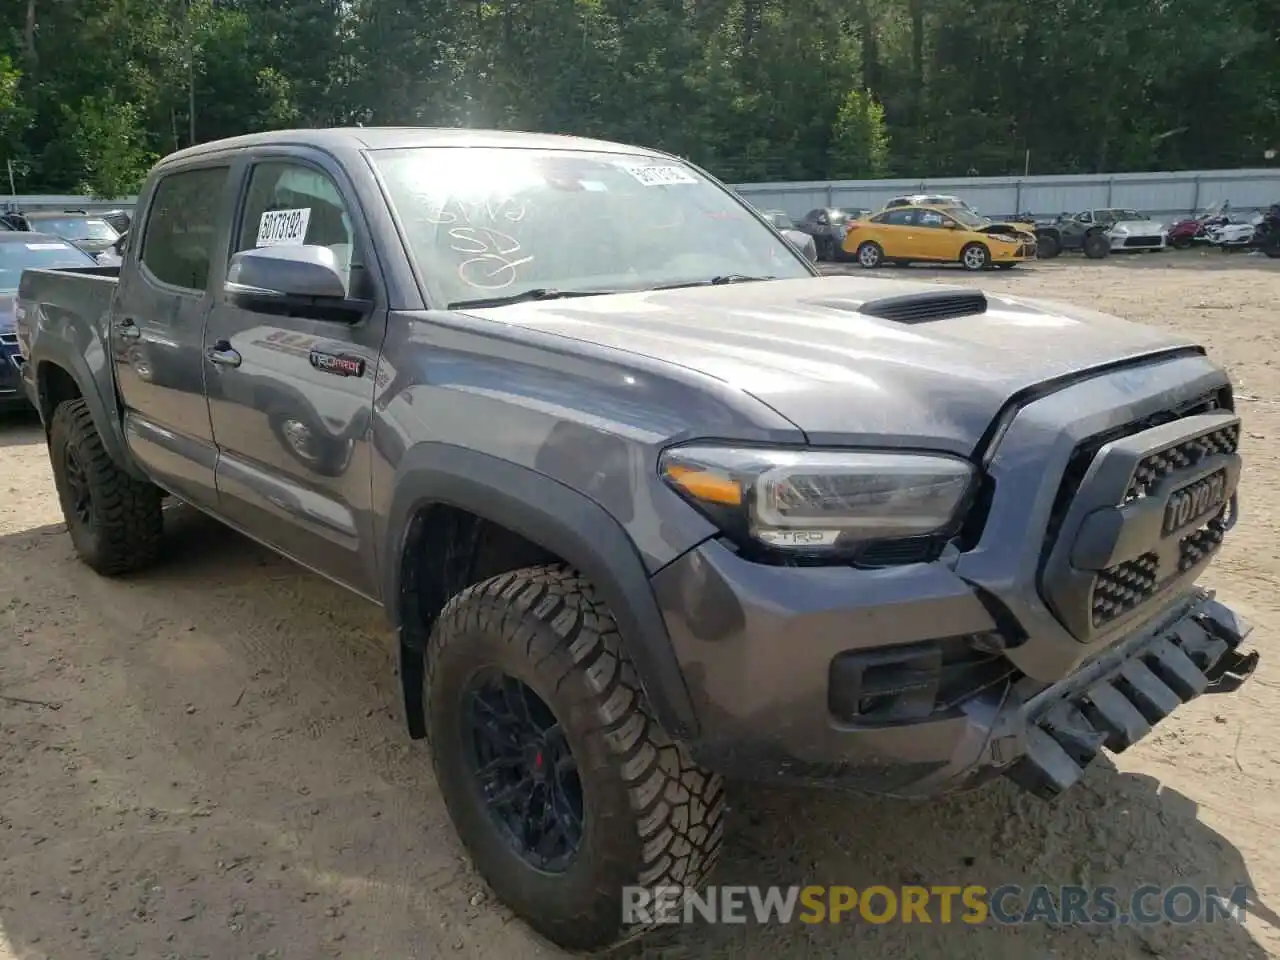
993,234,1019,242
659,445,976,559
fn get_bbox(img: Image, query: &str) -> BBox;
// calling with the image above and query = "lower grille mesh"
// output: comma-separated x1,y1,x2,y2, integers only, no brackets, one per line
1092,553,1159,627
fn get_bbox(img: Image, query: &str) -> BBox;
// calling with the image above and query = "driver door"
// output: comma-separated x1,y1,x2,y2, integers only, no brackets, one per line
202,152,387,597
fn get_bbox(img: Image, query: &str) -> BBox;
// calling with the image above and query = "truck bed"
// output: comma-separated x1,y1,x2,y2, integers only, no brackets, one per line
16,264,121,409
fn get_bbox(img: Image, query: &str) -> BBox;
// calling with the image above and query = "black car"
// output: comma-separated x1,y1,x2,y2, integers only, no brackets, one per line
794,207,872,261
0,232,100,410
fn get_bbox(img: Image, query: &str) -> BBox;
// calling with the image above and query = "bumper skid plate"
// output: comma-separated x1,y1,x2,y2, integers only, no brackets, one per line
1008,597,1257,799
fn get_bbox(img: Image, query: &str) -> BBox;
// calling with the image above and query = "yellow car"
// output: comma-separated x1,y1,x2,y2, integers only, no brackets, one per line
841,204,1037,271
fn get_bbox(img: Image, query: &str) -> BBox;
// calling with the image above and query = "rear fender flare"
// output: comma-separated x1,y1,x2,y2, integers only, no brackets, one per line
383,443,699,740
33,344,139,479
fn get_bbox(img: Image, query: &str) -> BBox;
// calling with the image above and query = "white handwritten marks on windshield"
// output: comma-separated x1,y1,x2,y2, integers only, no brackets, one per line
620,164,699,187
449,228,534,290
420,196,532,291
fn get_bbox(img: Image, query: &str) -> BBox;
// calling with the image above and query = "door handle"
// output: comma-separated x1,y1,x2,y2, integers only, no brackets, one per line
205,340,242,368
115,318,141,340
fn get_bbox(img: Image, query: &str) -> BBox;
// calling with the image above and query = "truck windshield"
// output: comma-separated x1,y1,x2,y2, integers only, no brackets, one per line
370,147,813,308
0,239,97,291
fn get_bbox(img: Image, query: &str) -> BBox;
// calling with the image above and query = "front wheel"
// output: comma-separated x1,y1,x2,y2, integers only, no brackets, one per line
1035,233,1061,259
856,241,884,268
960,243,991,271
49,398,164,575
1171,236,1193,250
427,565,725,951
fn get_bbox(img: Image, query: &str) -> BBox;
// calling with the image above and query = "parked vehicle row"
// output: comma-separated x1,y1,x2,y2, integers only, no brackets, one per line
0,208,130,266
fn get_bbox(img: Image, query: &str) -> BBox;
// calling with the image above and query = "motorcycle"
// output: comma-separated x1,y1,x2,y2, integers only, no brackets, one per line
1206,212,1260,250
1167,201,1230,249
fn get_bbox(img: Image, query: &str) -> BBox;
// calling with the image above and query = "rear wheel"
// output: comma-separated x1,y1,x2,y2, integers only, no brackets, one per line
1083,232,1111,259
960,243,990,271
856,241,884,268
427,565,725,951
49,398,164,575
1171,235,1193,250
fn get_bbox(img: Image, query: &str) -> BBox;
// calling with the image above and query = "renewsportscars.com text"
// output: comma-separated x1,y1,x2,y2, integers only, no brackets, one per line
622,884,1250,926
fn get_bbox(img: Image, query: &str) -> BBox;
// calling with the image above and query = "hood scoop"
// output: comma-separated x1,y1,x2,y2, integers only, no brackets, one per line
850,289,989,325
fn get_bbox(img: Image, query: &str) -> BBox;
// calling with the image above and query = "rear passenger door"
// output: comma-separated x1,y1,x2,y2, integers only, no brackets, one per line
112,162,235,506
202,153,387,597
870,208,917,257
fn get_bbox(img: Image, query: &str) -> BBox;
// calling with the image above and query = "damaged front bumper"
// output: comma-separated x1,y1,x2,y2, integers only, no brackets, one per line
1006,593,1257,797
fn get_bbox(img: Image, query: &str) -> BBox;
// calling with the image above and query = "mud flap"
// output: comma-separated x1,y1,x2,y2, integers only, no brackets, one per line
400,626,427,740
1007,599,1255,800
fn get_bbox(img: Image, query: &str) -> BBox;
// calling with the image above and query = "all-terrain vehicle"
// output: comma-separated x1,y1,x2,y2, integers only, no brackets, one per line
14,127,1259,951
1034,211,1116,259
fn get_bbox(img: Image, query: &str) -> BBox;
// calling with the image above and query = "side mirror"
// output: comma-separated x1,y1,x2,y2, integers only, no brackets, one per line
113,232,128,255
226,244,350,310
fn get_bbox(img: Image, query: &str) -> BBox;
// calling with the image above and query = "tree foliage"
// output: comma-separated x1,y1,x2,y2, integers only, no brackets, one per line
1,0,1276,196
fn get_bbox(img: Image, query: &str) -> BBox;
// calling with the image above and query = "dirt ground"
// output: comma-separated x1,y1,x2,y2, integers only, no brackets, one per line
1,251,1278,960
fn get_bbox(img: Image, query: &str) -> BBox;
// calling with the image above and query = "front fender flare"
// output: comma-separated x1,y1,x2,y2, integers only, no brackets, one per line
383,443,699,740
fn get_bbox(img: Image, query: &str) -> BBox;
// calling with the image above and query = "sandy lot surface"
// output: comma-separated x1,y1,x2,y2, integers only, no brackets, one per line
1,252,1278,960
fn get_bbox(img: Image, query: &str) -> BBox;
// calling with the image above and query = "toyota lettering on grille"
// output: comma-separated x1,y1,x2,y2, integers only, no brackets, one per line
1162,469,1228,536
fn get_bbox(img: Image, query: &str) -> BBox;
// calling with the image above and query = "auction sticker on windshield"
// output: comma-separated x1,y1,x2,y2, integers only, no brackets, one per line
256,208,312,247
25,243,69,251
621,164,699,187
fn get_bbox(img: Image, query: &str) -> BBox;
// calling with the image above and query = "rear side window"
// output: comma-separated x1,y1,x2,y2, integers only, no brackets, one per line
140,167,229,292
875,209,917,226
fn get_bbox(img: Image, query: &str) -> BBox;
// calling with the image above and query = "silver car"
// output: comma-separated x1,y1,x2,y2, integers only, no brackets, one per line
1080,208,1169,252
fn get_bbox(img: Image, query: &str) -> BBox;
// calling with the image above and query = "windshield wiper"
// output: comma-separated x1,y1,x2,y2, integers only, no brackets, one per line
651,274,777,291
447,288,621,310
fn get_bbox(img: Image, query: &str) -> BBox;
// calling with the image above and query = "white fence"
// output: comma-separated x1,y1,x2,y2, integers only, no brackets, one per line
732,168,1280,221
7,167,1280,222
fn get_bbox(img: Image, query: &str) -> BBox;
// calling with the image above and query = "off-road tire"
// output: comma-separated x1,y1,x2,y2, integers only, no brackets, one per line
1035,232,1061,259
1083,232,1111,259
49,398,163,575
1170,235,1193,250
856,240,884,268
960,242,991,271
426,564,725,951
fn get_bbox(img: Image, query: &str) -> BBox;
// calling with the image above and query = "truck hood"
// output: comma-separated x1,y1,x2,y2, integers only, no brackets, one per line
464,275,1201,452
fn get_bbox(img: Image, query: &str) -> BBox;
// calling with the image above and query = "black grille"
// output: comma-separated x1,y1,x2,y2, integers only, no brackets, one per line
1091,552,1159,627
857,290,987,324
1179,512,1228,573
1042,390,1225,561
1123,236,1163,247
1126,423,1240,500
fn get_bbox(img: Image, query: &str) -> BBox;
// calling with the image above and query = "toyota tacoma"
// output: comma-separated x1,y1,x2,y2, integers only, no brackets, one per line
14,128,1258,951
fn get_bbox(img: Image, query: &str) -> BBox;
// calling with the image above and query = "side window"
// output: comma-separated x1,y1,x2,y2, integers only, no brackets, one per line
917,210,946,228
883,209,917,226
234,161,362,295
140,166,229,292
1078,212,1093,224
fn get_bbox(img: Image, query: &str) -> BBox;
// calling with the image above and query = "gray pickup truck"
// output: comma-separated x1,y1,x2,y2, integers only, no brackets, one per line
15,128,1258,949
